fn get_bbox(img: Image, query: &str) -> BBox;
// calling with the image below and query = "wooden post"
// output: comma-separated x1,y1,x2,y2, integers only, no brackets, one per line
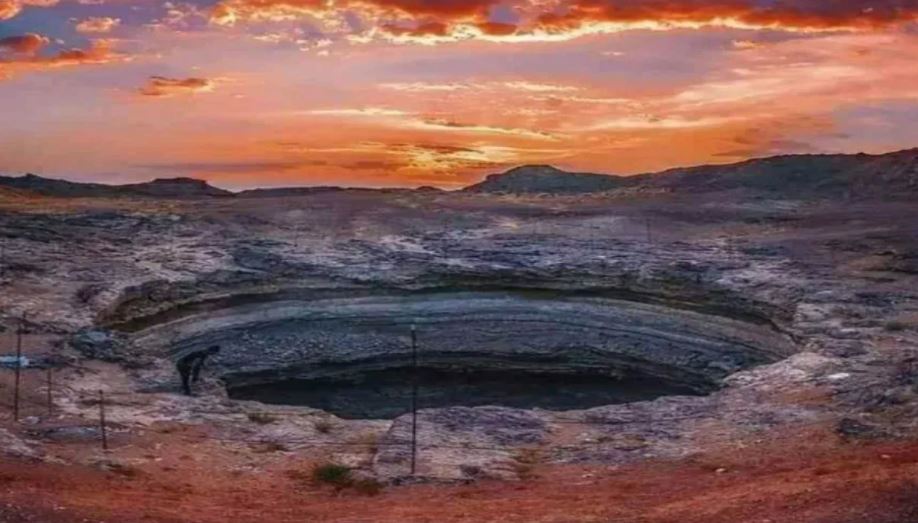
46,368,53,417
410,324,418,475
13,316,23,421
98,390,108,451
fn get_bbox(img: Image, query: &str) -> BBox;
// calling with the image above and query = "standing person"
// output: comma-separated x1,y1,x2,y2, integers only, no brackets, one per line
176,345,220,395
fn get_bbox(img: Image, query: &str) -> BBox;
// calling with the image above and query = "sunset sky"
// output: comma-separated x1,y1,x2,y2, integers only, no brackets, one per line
1,0,917,189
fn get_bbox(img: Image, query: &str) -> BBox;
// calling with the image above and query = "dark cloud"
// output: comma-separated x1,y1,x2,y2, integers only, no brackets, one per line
536,0,918,32
138,76,214,97
396,143,479,154
475,21,517,35
0,39,126,80
0,33,48,55
210,0,918,38
381,21,450,37
364,0,494,17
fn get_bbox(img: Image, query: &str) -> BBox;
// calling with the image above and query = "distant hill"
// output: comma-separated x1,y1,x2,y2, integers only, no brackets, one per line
0,174,122,198
3,148,916,200
237,186,441,197
0,174,233,199
122,177,233,198
631,149,918,195
463,165,626,194
462,149,918,196
236,186,346,198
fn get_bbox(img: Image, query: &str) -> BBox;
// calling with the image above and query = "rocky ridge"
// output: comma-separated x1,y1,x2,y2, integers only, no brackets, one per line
463,148,918,196
463,165,625,194
0,174,232,199
4,148,917,200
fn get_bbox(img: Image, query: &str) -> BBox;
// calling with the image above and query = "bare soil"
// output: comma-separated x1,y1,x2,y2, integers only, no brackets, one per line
1,423,918,523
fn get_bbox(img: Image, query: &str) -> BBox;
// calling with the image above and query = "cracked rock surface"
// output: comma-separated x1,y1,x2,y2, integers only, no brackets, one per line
1,192,917,480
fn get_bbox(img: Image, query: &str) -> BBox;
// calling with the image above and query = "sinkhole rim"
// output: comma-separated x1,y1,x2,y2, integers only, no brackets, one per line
135,289,798,420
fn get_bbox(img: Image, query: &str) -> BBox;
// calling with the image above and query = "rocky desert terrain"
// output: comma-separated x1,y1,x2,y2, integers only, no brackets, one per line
0,149,917,522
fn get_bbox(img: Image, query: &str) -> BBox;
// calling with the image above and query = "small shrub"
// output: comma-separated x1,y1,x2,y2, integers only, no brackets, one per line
247,412,278,425
311,463,353,488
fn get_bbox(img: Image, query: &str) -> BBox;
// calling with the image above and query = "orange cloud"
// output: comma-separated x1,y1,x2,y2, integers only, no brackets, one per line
0,0,20,19
229,0,881,30
0,39,128,80
475,21,518,36
138,76,215,97
75,16,121,33
380,81,581,93
381,21,450,39
406,118,561,141
302,105,562,141
535,0,918,33
210,0,327,26
0,0,56,20
208,0,918,45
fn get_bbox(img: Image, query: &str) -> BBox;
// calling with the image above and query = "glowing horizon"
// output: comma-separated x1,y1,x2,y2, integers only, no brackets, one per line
2,0,918,189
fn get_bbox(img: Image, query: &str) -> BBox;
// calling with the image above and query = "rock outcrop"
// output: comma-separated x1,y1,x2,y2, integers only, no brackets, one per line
0,174,232,199
463,165,625,194
122,177,233,198
633,148,918,195
463,149,918,197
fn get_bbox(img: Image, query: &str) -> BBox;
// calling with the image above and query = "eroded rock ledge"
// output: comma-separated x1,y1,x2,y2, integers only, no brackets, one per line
102,277,796,419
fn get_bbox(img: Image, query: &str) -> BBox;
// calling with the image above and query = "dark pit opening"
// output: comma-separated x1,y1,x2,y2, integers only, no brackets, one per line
227,366,712,419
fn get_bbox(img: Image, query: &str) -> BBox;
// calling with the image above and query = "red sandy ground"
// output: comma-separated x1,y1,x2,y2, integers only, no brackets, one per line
1,424,917,523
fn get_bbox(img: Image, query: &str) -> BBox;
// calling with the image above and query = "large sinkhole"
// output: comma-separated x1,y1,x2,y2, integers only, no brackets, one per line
154,291,795,420
225,356,714,419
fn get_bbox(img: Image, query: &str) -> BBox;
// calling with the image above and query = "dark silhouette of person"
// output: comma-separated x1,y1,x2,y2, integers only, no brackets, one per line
176,345,220,395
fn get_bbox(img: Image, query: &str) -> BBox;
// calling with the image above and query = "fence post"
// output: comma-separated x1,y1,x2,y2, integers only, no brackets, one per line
410,324,418,475
46,368,53,417
13,316,23,421
98,390,108,451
